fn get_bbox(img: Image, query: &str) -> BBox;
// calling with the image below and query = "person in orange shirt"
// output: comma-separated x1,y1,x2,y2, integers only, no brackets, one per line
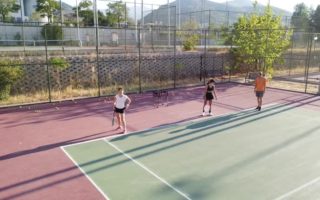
254,72,267,111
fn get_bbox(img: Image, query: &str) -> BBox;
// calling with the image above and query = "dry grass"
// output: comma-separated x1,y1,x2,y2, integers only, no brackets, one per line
268,80,319,94
1,70,319,106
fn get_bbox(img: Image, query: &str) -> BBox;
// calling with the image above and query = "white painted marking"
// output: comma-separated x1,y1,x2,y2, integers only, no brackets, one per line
61,102,279,148
104,139,192,200
60,147,110,200
273,176,320,200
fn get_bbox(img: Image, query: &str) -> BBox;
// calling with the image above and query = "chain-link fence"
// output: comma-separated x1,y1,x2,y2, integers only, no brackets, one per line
1,8,320,106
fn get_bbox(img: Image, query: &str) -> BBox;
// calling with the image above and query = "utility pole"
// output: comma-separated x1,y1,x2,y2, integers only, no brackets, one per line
76,0,82,46
168,0,170,46
178,0,181,29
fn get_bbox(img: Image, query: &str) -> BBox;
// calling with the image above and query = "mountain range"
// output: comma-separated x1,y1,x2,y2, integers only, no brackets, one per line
141,0,292,27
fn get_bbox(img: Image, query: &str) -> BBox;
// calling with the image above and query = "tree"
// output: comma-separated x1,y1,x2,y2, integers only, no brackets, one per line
36,0,59,23
0,60,23,100
310,5,320,32
41,24,63,41
231,6,292,74
74,0,93,26
291,3,310,31
0,0,20,22
106,2,128,27
178,20,200,51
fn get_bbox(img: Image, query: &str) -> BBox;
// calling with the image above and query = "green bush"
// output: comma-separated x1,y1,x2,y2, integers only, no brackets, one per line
49,57,70,90
49,57,69,70
0,60,24,100
41,24,63,44
182,35,199,51
14,32,22,45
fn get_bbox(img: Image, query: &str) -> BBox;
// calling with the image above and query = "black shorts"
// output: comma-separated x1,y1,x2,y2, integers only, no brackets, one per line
256,91,264,98
206,92,214,100
114,107,125,114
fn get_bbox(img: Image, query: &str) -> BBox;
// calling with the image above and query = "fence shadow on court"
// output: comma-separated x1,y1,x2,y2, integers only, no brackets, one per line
1,94,319,200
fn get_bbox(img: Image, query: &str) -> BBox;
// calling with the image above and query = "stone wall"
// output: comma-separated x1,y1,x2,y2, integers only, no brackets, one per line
10,52,231,93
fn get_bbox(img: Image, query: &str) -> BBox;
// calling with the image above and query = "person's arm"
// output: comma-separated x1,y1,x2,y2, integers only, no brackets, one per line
213,86,218,100
203,86,207,99
125,96,132,109
254,79,257,92
113,96,117,109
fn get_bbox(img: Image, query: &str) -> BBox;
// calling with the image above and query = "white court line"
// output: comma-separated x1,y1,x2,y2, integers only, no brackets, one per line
104,139,192,200
61,102,279,149
273,176,320,200
60,147,110,200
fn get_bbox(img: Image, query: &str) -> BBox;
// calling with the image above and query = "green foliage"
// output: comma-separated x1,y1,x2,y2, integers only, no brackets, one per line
48,57,69,91
178,20,200,51
41,24,63,41
230,6,292,74
291,3,310,31
0,60,24,100
105,2,128,27
183,35,200,51
0,0,20,22
14,32,22,45
74,0,93,26
36,0,59,23
73,1,132,27
30,11,43,21
49,57,69,70
311,5,320,32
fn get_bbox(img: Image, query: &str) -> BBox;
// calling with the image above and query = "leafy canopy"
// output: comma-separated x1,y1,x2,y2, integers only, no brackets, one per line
36,0,59,23
106,2,128,27
291,3,310,31
0,0,20,22
310,5,320,32
178,20,200,51
231,5,292,74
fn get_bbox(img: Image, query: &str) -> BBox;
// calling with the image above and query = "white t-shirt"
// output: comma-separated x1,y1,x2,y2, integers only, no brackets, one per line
115,95,129,109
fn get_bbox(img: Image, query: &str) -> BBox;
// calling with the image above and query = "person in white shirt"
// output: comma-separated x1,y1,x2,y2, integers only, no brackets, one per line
114,87,131,134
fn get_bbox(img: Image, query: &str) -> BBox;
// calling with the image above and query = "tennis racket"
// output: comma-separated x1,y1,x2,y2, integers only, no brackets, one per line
112,111,115,126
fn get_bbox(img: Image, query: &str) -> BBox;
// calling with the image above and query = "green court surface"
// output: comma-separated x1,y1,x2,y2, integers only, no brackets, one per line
62,104,320,200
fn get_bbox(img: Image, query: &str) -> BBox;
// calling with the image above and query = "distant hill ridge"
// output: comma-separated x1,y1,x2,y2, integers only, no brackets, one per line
142,0,291,26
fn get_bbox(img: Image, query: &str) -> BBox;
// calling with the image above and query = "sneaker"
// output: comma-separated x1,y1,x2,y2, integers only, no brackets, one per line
123,130,128,134
255,106,259,110
115,126,122,130
209,112,213,116
202,112,206,116
258,107,261,111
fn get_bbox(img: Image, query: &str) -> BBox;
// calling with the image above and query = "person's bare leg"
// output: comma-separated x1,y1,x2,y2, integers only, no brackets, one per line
259,97,263,107
258,97,262,111
202,100,207,115
120,114,127,133
116,113,121,129
208,100,213,115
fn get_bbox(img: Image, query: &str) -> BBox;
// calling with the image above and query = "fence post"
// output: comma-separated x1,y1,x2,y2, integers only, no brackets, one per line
289,32,294,76
125,2,127,51
173,28,177,89
138,27,142,93
95,3,101,97
305,32,313,93
44,26,52,103
204,29,207,85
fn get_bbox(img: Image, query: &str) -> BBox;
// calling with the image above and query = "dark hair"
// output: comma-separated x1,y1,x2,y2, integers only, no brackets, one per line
207,78,215,85
117,87,123,91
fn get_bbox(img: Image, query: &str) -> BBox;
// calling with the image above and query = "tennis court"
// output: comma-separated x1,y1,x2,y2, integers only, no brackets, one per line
62,103,320,200
274,72,320,84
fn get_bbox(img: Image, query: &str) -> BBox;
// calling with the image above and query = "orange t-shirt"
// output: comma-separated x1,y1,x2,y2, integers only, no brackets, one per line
255,77,267,91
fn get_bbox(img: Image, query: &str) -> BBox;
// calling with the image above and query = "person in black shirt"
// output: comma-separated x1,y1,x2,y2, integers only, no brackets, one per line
202,78,218,116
